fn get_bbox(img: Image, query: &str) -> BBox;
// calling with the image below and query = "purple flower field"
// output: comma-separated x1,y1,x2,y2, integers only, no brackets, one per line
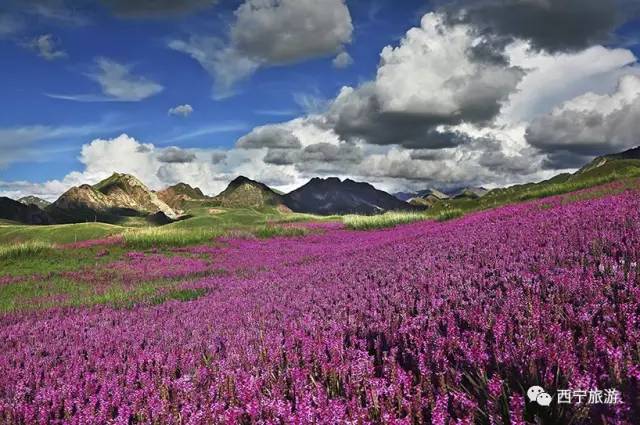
1,185,640,424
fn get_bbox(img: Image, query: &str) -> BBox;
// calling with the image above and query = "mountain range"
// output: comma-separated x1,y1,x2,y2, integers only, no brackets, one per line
18,196,51,209
2,147,640,226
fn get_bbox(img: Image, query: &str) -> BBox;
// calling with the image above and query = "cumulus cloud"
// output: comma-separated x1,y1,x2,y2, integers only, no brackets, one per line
263,148,300,166
527,74,640,165
48,58,164,102
442,0,638,52
101,0,217,18
27,34,66,60
232,0,352,64
502,42,640,123
211,152,227,164
263,141,363,171
0,134,300,200
157,147,197,163
221,8,640,191
332,51,353,69
323,13,523,149
169,0,353,96
236,125,302,149
168,104,194,117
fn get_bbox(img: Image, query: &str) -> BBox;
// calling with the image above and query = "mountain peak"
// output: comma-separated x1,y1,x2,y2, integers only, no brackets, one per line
18,195,51,209
94,172,147,193
157,183,207,210
284,177,414,215
214,176,287,209
228,176,260,187
0,197,52,225
50,172,177,223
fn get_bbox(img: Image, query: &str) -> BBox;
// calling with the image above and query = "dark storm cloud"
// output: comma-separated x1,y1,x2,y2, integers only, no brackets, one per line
157,147,196,163
441,0,637,52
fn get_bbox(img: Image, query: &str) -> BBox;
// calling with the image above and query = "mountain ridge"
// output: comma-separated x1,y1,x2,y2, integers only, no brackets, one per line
283,177,415,215
212,176,290,210
47,173,177,224
0,197,52,225
157,183,209,210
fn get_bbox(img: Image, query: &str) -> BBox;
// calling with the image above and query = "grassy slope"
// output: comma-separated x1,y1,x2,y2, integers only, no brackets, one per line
346,160,640,230
0,206,334,248
0,222,124,244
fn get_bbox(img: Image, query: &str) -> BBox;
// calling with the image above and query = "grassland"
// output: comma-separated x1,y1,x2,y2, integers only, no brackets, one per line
343,209,464,230
345,161,640,230
0,206,332,247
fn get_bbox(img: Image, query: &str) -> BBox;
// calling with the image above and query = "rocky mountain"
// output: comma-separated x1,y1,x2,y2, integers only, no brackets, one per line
157,183,208,210
452,187,489,200
0,197,52,225
213,176,289,210
284,177,415,215
393,192,416,202
18,196,51,209
48,173,177,223
408,188,450,208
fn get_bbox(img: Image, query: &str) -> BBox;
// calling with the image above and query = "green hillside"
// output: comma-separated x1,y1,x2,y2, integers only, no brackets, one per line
346,154,640,230
0,222,124,245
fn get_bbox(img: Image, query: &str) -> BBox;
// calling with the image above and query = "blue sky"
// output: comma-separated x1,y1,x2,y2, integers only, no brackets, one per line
0,0,425,182
1,0,640,199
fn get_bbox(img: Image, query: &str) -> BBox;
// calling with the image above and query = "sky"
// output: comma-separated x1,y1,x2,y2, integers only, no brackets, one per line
1,0,640,200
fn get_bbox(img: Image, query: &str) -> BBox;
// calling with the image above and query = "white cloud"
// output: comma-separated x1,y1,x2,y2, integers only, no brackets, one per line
169,0,353,96
527,74,640,162
502,43,640,124
27,34,67,60
90,57,163,101
0,134,301,200
168,104,194,117
49,57,164,102
332,51,353,69
168,36,259,99
236,125,302,149
373,14,522,119
232,0,352,64
6,9,640,198
222,11,640,190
